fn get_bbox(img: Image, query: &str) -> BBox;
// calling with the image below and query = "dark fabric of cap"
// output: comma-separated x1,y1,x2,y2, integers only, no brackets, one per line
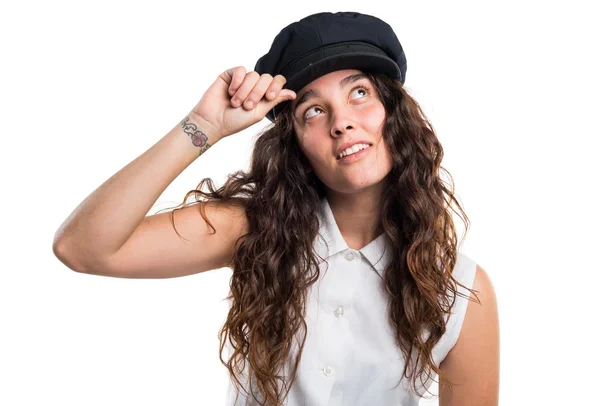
254,11,407,122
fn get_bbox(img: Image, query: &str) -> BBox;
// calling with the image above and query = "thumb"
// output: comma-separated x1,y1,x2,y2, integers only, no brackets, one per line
256,89,296,120
268,89,297,109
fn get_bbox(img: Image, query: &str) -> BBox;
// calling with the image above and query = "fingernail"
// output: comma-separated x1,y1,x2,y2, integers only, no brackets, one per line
245,100,254,108
269,91,276,98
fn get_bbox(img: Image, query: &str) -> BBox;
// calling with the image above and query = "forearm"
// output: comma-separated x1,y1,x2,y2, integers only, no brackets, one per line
53,112,220,264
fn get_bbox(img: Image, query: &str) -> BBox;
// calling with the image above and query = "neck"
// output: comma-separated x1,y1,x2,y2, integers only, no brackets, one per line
326,186,384,250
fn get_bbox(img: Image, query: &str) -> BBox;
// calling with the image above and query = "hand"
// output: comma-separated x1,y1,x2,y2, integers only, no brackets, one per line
190,66,296,139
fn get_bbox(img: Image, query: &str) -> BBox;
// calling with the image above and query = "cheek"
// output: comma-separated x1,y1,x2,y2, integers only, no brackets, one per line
368,106,392,165
364,104,386,133
297,132,329,159
296,137,323,168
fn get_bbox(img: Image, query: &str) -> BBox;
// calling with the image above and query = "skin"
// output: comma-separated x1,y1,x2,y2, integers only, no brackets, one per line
291,69,394,250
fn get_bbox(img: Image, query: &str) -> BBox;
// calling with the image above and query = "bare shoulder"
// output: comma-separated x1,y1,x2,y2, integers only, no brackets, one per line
439,264,500,405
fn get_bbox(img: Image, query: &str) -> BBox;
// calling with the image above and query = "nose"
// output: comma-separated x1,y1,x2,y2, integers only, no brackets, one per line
330,109,356,137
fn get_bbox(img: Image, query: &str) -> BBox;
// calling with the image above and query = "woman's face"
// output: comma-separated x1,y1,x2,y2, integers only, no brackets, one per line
292,69,394,195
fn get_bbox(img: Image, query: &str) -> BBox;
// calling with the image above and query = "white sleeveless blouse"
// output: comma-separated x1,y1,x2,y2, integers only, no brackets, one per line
225,197,477,405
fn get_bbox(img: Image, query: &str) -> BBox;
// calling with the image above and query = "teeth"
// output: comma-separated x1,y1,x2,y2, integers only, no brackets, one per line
338,143,370,159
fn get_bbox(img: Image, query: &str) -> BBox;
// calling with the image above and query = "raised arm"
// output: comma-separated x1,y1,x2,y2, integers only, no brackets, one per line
52,66,295,278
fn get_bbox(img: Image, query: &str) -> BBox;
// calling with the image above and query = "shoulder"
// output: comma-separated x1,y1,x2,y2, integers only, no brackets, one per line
472,265,496,303
464,265,499,347
439,264,500,404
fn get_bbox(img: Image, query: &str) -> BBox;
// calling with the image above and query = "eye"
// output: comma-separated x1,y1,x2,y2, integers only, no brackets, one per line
304,106,324,120
350,86,369,100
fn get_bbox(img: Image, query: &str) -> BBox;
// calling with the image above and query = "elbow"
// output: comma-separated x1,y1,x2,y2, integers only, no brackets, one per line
52,236,97,275
53,237,118,278
53,237,84,273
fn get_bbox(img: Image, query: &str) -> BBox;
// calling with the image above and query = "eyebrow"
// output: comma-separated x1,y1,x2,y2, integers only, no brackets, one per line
292,72,370,116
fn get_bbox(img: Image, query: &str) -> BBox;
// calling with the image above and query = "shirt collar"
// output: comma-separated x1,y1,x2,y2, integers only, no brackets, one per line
313,197,393,277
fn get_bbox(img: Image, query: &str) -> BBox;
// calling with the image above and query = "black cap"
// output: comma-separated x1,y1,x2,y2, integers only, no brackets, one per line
254,11,407,122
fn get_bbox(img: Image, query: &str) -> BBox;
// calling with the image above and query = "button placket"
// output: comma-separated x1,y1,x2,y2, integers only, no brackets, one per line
318,249,357,383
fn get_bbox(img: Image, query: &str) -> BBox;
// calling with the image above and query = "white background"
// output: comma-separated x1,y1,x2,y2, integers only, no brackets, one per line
1,0,598,405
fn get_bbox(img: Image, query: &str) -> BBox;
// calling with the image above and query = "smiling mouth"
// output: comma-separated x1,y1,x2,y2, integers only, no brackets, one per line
336,144,373,160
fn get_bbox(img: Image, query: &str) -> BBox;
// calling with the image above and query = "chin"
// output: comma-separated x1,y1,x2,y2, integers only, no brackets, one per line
324,177,387,195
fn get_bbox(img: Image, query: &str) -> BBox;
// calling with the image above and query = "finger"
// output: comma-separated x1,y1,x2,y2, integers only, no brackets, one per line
230,71,260,108
265,74,288,100
227,66,247,97
256,89,296,117
279,89,296,101
243,74,273,109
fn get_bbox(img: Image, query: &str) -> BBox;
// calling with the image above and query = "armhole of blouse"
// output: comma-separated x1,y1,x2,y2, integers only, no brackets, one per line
435,252,478,364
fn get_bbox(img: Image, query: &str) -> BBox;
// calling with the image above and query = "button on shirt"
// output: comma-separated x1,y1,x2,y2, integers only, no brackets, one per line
225,197,477,406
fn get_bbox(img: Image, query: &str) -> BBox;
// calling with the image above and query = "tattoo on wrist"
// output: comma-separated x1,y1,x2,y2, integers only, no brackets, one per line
180,116,212,154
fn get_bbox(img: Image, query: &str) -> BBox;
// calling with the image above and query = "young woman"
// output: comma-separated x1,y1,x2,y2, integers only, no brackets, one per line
53,11,499,406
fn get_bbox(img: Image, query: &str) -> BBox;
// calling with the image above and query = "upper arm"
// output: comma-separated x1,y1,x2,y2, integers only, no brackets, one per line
87,200,249,279
439,264,500,406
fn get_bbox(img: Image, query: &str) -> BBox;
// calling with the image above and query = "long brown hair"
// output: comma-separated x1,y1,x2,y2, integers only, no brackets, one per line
166,72,479,405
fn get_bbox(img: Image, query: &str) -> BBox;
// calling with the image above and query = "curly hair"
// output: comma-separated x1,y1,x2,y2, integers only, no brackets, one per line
165,71,479,405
